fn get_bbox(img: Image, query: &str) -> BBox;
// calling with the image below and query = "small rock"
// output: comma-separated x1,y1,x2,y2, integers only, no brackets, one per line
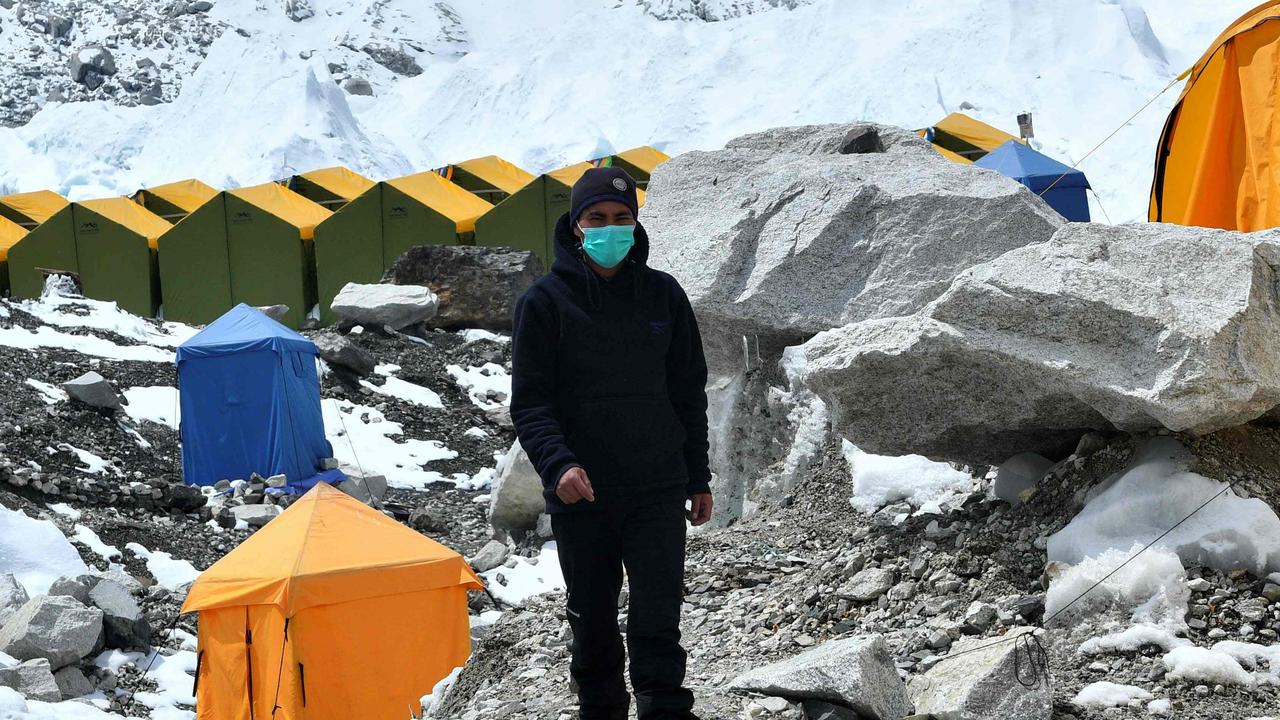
61,371,125,411
0,658,60,701
470,540,508,573
313,332,377,376
52,664,94,699
88,580,150,650
341,77,374,96
231,504,280,528
840,568,895,603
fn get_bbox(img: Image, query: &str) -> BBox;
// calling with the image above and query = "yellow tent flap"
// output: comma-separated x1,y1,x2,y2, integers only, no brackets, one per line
928,112,1023,155
615,146,670,174
0,190,69,225
136,179,218,214
0,216,28,261
297,166,376,202
230,183,332,240
548,162,648,207
183,482,481,616
79,197,173,249
931,144,973,164
386,172,494,233
1149,1,1280,230
452,155,536,194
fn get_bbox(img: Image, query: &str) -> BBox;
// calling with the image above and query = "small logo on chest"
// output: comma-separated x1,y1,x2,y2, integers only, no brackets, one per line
649,320,671,336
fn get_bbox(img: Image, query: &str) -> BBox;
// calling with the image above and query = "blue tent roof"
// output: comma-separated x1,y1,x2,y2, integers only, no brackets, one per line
973,141,1091,193
177,304,317,362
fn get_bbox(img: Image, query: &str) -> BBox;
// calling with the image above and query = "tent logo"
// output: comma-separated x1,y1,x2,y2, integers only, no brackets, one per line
232,211,252,225
389,205,409,219
79,222,99,234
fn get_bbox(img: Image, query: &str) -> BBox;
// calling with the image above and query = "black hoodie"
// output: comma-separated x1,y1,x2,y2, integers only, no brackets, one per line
511,213,711,513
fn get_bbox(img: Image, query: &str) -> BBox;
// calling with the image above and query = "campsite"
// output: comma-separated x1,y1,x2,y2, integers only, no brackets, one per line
3,1,1280,720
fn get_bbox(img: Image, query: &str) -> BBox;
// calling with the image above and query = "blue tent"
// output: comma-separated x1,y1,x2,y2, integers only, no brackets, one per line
973,140,1092,222
176,304,333,487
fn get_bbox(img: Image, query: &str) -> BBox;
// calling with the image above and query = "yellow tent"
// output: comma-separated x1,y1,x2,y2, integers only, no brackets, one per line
0,216,28,294
610,146,670,181
288,167,376,209
920,112,1023,162
133,179,219,219
0,190,70,227
387,171,495,233
230,183,333,240
442,155,536,196
1149,1,1280,230
183,482,482,720
78,197,174,250
550,162,648,206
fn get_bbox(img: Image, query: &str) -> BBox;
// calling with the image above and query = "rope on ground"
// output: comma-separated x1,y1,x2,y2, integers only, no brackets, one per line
330,397,367,479
122,611,185,713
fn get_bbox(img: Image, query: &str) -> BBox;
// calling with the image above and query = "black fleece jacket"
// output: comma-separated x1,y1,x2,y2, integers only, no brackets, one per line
511,213,711,513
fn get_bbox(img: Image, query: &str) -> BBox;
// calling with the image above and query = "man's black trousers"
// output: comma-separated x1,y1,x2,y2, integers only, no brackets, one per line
551,499,697,720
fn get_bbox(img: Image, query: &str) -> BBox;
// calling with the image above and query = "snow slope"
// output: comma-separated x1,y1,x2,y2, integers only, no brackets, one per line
0,0,1261,222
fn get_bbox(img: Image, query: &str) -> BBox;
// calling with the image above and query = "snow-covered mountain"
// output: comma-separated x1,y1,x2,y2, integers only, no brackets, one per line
0,0,1260,221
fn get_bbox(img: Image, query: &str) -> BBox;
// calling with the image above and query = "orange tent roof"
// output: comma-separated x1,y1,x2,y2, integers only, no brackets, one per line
548,161,648,206
614,146,670,174
386,172,494,233
135,179,218,213
183,482,481,616
0,190,69,225
451,155,535,195
0,216,27,261
296,166,376,202
230,183,332,240
79,197,173,249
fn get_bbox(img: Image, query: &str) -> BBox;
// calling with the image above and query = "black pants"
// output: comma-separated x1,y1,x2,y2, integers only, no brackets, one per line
552,499,697,720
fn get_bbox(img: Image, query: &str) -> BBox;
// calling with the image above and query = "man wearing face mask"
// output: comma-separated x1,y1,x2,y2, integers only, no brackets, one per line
511,166,711,720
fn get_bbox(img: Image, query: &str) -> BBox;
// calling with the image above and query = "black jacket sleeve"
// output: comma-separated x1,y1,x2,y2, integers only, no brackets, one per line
666,283,712,496
511,288,580,494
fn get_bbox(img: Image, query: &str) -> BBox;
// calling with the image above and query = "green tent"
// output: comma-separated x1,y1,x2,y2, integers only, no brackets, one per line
158,183,332,329
286,167,376,210
7,197,172,316
314,171,493,325
435,155,535,205
0,190,69,229
473,161,648,266
133,179,219,222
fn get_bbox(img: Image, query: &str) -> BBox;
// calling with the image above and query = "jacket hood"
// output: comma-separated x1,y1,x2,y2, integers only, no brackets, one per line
551,212,651,283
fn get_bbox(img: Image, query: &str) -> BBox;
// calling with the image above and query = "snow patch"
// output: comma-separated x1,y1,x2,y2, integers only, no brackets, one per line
842,440,973,514
0,505,90,595
126,543,199,590
460,329,509,344
1072,681,1153,709
447,363,510,409
25,379,67,405
73,524,122,561
45,503,81,521
1045,545,1188,625
323,399,458,490
481,542,565,606
359,375,444,409
1163,645,1255,686
1080,623,1190,655
122,386,180,429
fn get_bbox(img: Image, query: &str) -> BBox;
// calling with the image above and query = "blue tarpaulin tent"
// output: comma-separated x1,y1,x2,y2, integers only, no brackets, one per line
973,140,1092,222
177,304,333,487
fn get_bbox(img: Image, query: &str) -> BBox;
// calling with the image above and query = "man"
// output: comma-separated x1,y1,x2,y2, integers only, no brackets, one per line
511,166,712,720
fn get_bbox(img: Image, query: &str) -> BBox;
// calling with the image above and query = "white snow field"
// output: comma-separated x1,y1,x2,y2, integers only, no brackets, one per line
0,504,90,595
0,0,1262,223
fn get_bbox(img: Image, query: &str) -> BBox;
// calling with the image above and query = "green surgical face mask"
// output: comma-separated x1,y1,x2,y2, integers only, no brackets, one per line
579,223,635,269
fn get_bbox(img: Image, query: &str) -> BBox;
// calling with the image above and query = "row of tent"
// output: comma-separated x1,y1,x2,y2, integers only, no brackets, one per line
0,147,669,328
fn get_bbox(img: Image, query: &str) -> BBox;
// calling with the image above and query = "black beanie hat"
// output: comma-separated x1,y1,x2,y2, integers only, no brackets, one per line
570,166,639,223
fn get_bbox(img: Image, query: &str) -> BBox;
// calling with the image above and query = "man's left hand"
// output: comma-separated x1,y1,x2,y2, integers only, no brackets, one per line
688,493,713,526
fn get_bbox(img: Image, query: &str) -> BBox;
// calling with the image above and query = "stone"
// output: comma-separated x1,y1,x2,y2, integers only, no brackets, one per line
383,245,544,331
840,568,895,603
231,504,280,528
52,664,94,699
61,372,125,411
69,46,117,85
341,77,374,96
283,0,315,22
336,468,387,506
470,540,509,573
757,696,791,713
313,332,377,376
644,122,1063,378
908,626,1050,720
0,575,28,626
0,595,103,669
1262,583,1280,603
0,658,60,702
88,580,150,650
488,441,545,531
266,474,288,488
801,700,861,720
361,42,422,76
994,453,1055,504
963,601,998,634
331,283,438,331
95,569,141,597
189,0,214,11
409,507,447,534
256,304,289,322
535,513,554,539
46,577,91,605
728,635,911,720
166,483,207,512
795,223,1280,465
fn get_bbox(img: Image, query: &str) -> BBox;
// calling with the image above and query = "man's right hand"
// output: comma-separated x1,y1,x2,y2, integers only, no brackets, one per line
556,467,595,504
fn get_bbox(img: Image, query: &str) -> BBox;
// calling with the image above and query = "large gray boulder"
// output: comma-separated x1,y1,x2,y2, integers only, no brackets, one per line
643,122,1063,377
53,664,94,699
795,223,1280,464
908,627,1051,720
728,635,911,720
0,574,28,627
331,283,438,331
383,245,544,331
62,371,126,411
313,332,376,376
0,658,61,702
0,595,103,669
88,579,150,650
487,441,545,531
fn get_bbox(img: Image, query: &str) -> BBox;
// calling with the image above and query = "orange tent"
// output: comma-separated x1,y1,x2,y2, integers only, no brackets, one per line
1150,2,1280,230
182,483,482,719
